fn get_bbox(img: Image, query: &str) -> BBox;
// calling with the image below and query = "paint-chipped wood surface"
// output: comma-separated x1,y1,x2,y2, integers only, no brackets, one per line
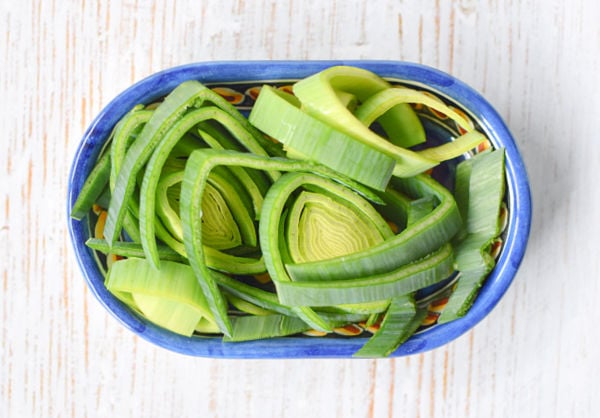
2,0,599,417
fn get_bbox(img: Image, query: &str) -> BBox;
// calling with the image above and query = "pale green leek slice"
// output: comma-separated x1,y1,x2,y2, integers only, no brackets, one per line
274,243,454,307
105,257,214,336
284,188,393,264
248,85,396,190
132,294,204,336
285,174,462,282
292,66,438,177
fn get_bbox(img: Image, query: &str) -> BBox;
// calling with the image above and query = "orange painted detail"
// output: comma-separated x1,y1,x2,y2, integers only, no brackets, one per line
333,324,363,336
421,311,440,326
211,87,245,105
245,86,262,101
253,272,272,284
277,85,294,95
95,211,107,239
302,329,328,337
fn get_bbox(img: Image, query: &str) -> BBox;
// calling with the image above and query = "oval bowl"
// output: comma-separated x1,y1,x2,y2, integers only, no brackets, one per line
67,61,531,358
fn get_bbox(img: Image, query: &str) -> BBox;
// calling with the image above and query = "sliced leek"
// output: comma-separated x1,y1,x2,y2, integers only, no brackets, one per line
274,243,454,307
249,85,396,190
284,174,462,281
71,69,506,357
353,295,427,358
105,257,214,336
438,149,506,323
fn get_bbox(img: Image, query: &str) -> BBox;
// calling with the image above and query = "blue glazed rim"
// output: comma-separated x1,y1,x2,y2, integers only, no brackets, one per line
67,60,532,358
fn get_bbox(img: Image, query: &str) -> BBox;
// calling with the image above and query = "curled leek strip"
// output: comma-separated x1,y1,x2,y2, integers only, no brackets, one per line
139,105,274,268
105,80,272,247
292,66,437,178
284,188,394,264
285,174,462,282
248,85,396,190
293,65,427,147
180,149,381,334
354,87,485,162
274,243,455,307
151,170,266,275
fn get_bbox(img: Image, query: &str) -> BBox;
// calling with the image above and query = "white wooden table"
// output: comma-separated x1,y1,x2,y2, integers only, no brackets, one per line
2,1,599,416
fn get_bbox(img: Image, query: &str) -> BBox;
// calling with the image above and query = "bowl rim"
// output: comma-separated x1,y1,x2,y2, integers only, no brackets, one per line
67,60,532,358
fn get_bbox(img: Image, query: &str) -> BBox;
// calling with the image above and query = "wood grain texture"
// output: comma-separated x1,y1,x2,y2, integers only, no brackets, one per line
1,0,599,417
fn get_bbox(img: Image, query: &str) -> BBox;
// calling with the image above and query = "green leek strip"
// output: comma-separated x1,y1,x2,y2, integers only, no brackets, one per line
274,243,454,307
437,149,506,323
107,107,154,242
155,170,187,242
105,80,267,247
292,66,437,177
459,150,506,236
248,85,396,190
259,171,397,311
353,295,422,357
417,131,486,162
222,314,311,342
407,195,436,226
86,238,186,263
139,106,265,268
436,267,489,322
180,149,382,333
285,174,461,282
353,86,485,163
152,171,266,275
104,81,210,245
196,121,270,214
109,106,154,192
71,149,111,220
226,293,275,316
85,237,265,275
317,300,390,315
105,258,214,336
211,271,297,317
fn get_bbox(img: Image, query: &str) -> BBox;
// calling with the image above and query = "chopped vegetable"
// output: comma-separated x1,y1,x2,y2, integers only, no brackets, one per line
71,65,506,357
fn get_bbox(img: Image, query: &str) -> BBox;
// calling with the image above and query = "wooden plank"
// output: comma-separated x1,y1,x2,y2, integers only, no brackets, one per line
1,0,599,417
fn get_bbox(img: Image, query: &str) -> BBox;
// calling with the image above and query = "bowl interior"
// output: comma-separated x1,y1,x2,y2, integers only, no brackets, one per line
68,61,531,358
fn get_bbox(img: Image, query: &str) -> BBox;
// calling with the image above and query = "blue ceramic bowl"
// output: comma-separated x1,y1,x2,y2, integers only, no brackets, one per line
67,61,531,358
